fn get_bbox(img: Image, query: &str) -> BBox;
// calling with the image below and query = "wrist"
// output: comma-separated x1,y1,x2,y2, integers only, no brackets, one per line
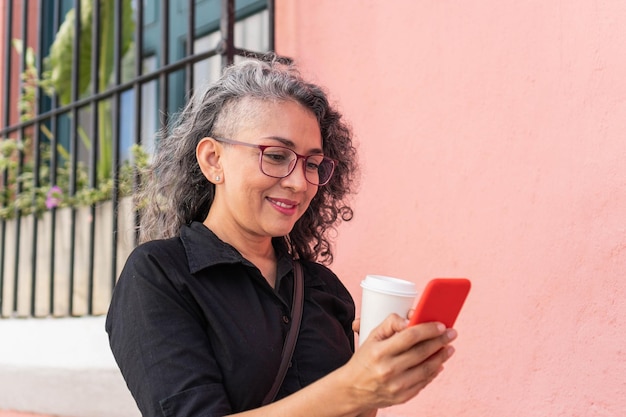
324,363,371,417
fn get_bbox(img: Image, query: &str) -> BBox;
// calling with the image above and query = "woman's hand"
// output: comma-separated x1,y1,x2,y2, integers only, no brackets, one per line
228,315,456,417
352,307,416,334
341,314,457,411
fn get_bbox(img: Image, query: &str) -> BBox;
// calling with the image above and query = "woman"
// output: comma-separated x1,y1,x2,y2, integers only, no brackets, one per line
106,55,457,417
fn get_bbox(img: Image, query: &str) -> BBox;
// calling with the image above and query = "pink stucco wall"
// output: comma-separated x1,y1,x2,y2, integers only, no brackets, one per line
277,1,626,416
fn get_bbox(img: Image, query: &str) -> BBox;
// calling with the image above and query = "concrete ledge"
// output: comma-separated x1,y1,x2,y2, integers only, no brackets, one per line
0,316,140,417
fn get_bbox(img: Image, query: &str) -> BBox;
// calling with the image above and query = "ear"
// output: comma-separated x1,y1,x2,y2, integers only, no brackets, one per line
196,137,224,184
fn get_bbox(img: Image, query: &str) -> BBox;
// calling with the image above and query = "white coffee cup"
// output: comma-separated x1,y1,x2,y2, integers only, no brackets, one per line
359,274,417,346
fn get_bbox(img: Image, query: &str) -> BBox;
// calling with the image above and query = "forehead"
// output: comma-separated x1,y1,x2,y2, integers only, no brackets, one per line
227,98,322,147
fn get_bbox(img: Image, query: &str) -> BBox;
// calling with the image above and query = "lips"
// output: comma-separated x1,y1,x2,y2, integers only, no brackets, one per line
267,197,299,214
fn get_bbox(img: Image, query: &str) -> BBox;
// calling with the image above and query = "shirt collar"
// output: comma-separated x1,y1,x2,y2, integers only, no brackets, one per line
180,221,293,278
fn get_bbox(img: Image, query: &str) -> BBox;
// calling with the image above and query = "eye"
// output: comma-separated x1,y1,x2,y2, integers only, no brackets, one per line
306,162,320,171
306,155,324,171
262,147,292,164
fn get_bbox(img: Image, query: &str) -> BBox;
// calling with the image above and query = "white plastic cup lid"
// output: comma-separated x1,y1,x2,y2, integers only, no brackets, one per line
360,275,417,297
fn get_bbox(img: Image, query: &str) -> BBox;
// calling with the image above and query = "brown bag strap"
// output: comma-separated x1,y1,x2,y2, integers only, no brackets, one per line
262,260,304,405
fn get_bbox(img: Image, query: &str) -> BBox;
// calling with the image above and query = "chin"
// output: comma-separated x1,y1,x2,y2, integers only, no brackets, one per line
265,223,298,238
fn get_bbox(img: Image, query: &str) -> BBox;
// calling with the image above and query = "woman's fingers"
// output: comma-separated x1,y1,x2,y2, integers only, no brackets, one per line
377,325,457,390
352,317,361,334
376,339,456,407
383,344,454,405
366,314,412,342
366,315,445,346
350,318,459,409
368,318,451,362
396,327,457,369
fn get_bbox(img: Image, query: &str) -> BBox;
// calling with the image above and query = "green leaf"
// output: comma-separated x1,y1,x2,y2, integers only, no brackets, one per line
11,39,24,55
43,0,135,105
43,2,93,105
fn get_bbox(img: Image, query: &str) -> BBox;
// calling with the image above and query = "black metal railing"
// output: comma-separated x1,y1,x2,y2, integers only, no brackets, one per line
0,0,274,318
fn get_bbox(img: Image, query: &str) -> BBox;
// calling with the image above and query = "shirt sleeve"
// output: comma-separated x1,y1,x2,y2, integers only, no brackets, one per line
310,262,356,351
105,241,232,417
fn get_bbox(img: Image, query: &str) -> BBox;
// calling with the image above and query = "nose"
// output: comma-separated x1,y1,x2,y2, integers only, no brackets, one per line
281,157,311,191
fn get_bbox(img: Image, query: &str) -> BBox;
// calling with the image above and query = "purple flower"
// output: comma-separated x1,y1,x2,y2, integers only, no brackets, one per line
46,185,63,209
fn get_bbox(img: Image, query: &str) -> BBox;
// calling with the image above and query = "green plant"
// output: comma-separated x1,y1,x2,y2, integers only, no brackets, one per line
44,0,135,181
0,133,149,220
0,0,148,221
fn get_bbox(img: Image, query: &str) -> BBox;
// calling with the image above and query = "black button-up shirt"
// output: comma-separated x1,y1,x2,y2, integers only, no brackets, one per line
106,222,355,417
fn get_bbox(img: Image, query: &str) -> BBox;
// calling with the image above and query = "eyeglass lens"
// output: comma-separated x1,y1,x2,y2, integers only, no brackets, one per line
260,147,334,185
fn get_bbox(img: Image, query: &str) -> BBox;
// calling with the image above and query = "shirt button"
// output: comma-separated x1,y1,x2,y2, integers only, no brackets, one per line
282,315,290,324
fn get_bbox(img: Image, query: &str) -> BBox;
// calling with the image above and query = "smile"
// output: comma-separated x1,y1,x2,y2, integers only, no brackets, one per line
267,197,299,214
273,200,295,209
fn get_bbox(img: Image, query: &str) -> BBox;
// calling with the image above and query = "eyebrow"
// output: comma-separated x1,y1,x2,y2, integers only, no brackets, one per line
262,136,324,154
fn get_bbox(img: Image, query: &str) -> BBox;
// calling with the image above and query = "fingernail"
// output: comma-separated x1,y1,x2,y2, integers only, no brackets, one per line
437,323,446,332
447,345,456,357
446,329,458,341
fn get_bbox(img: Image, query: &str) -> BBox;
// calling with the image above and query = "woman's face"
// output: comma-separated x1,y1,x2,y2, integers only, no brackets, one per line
209,100,322,240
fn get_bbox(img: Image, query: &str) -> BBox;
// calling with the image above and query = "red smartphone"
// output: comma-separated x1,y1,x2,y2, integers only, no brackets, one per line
408,278,471,328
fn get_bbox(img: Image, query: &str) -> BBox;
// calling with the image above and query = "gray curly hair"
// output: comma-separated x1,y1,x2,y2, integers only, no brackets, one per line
137,54,358,264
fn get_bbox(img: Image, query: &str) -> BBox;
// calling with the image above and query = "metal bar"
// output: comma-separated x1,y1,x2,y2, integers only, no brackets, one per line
268,0,275,52
185,0,195,97
134,0,144,81
30,0,46,317
0,0,14,317
0,47,224,138
110,0,123,291
87,0,101,315
220,0,235,67
132,0,145,247
11,161,22,315
48,0,62,317
114,0,122,85
68,0,82,315
159,0,170,131
1,0,11,128
12,0,30,316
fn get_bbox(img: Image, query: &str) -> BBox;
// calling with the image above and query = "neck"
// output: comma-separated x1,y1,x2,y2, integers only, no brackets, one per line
205,218,274,258
203,212,278,286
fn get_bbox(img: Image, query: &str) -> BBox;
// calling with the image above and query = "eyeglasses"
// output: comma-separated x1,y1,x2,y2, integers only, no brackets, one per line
213,137,336,186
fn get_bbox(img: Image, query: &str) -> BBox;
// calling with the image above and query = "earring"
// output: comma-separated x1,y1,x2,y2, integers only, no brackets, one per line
215,175,221,182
